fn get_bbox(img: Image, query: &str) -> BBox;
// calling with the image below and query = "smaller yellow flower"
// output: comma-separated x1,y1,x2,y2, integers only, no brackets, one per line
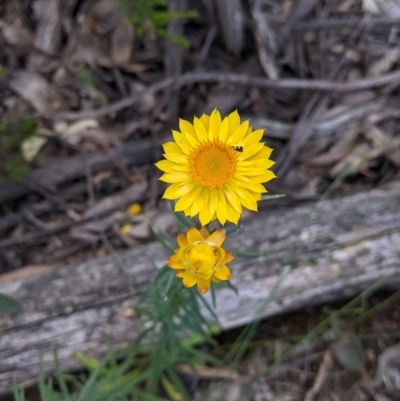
167,227,234,294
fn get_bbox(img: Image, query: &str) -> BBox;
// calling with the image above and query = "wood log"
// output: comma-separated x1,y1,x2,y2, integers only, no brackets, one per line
1,182,400,394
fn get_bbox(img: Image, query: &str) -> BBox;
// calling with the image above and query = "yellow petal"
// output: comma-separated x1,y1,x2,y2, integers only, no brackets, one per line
228,120,249,145
213,264,231,281
227,110,240,135
248,146,273,160
163,152,187,165
218,117,229,143
155,160,175,173
209,189,218,218
216,189,227,225
179,245,189,260
187,227,204,245
224,186,242,213
167,255,186,269
193,117,208,142
176,270,186,278
241,142,265,159
177,233,188,247
197,278,211,294
223,251,235,263
237,188,258,211
183,269,198,288
242,129,264,147
163,182,196,200
163,142,185,155
179,119,196,138
190,187,207,217
208,109,221,140
126,203,142,216
215,247,226,263
199,114,210,131
206,229,226,247
225,181,251,205
225,200,241,224
199,204,213,226
172,130,194,153
236,180,267,193
251,170,277,183
211,277,221,283
175,191,196,211
160,172,190,183
199,226,209,239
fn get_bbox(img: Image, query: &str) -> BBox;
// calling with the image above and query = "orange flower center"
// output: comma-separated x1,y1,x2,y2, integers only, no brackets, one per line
188,141,237,189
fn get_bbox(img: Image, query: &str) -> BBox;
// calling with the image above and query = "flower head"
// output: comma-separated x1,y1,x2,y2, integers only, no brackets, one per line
167,227,234,294
155,109,276,226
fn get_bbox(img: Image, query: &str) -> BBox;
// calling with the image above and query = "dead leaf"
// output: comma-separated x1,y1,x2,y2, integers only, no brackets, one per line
329,143,372,178
363,0,400,16
364,125,400,166
332,332,365,373
82,183,147,220
111,16,134,66
367,47,400,77
28,0,61,72
70,211,126,243
60,119,102,145
21,135,47,162
9,71,57,115
374,342,400,389
308,126,359,166
79,0,116,35
0,1,33,47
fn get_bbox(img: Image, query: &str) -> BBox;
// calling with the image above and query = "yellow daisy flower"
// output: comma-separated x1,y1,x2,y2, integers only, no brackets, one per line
155,109,276,226
167,227,234,294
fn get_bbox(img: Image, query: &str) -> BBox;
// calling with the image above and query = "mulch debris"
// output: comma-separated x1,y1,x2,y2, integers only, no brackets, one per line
1,0,400,275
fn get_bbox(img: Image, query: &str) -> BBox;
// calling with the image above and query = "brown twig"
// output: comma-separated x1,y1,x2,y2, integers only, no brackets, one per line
294,17,400,31
303,349,333,401
52,70,400,121
82,148,134,295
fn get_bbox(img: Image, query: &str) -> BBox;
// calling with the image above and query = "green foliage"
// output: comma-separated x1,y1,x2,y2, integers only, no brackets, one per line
12,257,220,401
118,0,197,47
0,117,37,181
0,293,22,314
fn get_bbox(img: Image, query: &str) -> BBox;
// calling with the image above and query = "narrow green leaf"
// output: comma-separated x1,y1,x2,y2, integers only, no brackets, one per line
160,374,184,401
230,249,266,257
76,352,101,372
261,194,285,201
226,222,244,235
148,224,174,253
12,376,26,401
53,349,70,398
0,293,22,314
174,211,193,229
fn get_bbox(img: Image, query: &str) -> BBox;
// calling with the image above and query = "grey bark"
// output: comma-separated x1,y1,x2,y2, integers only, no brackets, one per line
0,182,400,393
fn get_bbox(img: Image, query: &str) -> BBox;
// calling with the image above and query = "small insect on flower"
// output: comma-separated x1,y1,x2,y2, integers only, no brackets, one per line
155,108,276,226
167,227,234,294
231,145,243,152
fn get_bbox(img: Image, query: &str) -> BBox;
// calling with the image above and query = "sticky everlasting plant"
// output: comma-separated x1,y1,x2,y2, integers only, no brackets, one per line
156,109,278,295
167,227,233,294
12,110,280,401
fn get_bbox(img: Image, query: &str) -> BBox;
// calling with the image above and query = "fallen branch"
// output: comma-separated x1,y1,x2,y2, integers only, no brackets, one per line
0,182,400,393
